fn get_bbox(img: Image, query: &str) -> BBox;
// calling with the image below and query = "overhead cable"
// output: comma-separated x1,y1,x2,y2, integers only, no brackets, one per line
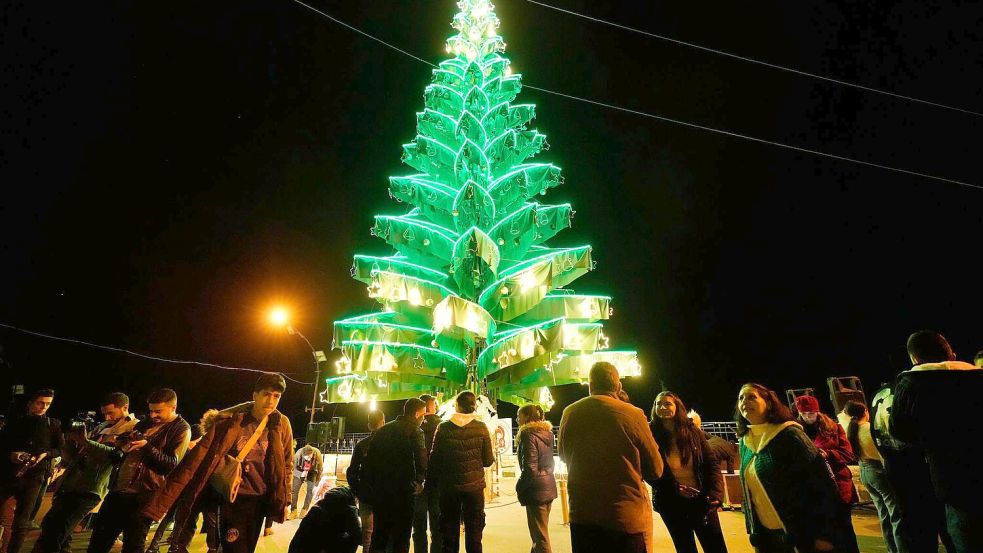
522,0,983,118
289,0,982,191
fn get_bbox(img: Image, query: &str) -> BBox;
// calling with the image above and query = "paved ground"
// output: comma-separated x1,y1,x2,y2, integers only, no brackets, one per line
25,477,898,553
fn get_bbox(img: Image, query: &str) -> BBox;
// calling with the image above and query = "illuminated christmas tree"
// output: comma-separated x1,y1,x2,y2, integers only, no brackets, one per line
322,0,640,408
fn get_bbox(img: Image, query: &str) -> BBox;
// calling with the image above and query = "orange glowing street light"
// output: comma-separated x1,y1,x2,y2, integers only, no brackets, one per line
268,305,325,425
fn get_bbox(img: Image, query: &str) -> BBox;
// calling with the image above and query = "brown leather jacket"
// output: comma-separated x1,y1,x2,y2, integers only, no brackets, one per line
140,402,293,522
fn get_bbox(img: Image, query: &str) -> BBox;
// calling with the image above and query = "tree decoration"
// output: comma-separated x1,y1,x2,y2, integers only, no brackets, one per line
323,0,642,406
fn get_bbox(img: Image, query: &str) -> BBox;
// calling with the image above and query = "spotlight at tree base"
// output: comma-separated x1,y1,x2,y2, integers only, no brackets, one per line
322,0,644,407
268,307,290,327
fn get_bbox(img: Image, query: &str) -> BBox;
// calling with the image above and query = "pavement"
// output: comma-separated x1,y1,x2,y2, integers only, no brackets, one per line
24,477,901,553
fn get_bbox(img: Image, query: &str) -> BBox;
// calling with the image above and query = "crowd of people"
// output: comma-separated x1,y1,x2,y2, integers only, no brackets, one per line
0,329,980,553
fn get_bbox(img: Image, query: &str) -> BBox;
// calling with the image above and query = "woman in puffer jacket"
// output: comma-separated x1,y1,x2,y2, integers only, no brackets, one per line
515,404,558,553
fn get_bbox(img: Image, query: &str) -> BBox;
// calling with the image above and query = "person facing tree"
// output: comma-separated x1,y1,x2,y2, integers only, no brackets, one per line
427,391,494,553
515,403,557,553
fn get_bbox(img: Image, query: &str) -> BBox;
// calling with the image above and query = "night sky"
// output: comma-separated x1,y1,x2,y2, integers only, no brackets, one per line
2,0,981,430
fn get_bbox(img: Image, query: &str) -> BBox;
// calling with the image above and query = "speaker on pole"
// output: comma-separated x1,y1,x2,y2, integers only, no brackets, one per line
827,376,865,413
330,416,346,439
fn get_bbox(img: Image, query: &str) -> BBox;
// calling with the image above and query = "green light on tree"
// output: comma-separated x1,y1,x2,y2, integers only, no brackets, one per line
322,0,641,408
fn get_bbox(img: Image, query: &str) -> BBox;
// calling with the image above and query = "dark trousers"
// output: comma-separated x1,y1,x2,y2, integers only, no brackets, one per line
412,487,442,553
883,450,952,553
946,504,983,553
168,495,219,553
218,496,265,553
438,489,485,553
0,477,48,553
31,491,101,553
569,523,646,553
86,491,152,553
833,502,860,553
657,496,727,553
370,492,415,553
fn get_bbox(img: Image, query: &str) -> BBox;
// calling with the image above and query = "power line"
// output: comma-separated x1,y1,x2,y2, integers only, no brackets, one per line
0,322,315,386
288,0,982,191
521,0,983,119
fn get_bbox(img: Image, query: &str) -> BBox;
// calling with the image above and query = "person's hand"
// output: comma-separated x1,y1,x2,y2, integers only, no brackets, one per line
123,439,147,452
813,538,834,551
706,499,722,513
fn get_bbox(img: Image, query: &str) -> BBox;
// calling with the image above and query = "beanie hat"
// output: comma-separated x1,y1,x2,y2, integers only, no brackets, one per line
794,395,820,413
255,372,287,393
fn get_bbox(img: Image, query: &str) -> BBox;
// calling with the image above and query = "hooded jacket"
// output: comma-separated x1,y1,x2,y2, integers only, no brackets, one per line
515,420,557,506
891,360,983,512
140,402,293,523
804,422,857,505
427,413,494,493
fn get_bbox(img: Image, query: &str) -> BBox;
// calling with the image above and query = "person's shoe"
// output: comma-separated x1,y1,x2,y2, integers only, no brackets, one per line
288,510,298,520
263,528,274,537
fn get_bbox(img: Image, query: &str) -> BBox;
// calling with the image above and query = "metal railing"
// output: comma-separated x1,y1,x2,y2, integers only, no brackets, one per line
312,421,738,454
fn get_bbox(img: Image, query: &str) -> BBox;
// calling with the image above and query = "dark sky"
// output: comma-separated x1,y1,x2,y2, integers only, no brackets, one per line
1,0,981,428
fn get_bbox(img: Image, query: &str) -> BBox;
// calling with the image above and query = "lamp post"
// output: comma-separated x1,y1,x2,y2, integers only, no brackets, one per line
269,308,325,425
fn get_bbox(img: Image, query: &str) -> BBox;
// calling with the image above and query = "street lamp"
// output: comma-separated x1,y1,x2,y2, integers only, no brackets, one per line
268,307,325,425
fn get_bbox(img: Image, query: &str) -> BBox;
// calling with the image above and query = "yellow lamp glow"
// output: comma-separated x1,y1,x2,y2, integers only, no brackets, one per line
269,307,289,327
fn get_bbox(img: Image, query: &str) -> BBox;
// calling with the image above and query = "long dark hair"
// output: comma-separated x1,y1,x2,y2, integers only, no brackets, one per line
843,401,867,459
650,391,702,465
735,383,793,437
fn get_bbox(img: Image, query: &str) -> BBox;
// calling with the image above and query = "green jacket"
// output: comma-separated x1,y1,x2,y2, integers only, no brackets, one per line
739,425,838,548
59,416,138,498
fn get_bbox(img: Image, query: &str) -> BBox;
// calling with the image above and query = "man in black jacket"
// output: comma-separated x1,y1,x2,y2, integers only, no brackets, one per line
346,410,385,552
413,394,442,553
86,388,191,553
287,486,361,553
0,389,63,553
427,391,494,553
892,330,983,553
361,398,427,553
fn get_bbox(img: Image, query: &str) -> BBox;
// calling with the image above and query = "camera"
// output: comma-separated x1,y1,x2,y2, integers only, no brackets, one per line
116,431,145,447
69,411,97,434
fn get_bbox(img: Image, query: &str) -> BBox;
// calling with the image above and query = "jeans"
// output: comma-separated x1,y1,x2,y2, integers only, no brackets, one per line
524,502,552,553
413,487,442,553
860,460,900,553
946,504,983,553
569,523,646,553
438,489,485,553
291,478,316,513
657,496,728,553
86,492,153,553
358,502,374,552
0,477,48,553
883,449,950,553
371,492,415,553
31,491,101,553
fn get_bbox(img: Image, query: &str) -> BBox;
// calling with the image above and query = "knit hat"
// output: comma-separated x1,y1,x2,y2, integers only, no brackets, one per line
794,395,820,413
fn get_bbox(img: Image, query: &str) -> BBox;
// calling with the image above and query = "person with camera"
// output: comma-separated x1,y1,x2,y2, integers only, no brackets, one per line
140,373,293,553
31,393,137,553
649,392,727,553
86,389,190,553
0,389,64,553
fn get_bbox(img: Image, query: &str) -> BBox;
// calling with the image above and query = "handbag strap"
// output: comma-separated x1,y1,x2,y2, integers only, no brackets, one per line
235,415,269,462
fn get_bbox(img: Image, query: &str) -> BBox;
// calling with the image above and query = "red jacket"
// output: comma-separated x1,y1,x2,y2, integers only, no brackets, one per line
810,424,858,505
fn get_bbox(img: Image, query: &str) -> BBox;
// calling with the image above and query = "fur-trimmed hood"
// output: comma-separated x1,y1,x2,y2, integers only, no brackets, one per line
515,420,553,444
201,401,280,433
